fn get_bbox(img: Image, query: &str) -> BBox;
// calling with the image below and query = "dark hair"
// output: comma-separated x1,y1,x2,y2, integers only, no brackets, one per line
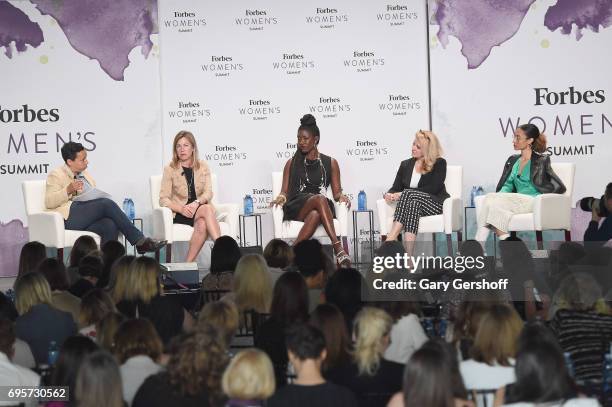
17,241,47,279
298,114,320,144
293,239,324,278
75,350,123,407
69,236,98,268
51,335,99,404
38,257,70,291
518,123,547,153
113,318,163,364
210,236,242,274
0,293,18,322
0,318,15,355
420,339,468,399
270,271,309,325
403,343,458,407
263,239,293,269
605,182,612,199
61,141,85,162
309,303,351,371
324,268,364,331
99,241,125,288
286,323,326,361
80,288,116,327
458,239,484,259
79,255,104,279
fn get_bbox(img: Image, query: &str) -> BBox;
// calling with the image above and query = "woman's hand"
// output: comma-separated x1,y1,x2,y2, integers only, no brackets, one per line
338,194,351,209
181,201,199,217
384,192,400,202
270,194,287,207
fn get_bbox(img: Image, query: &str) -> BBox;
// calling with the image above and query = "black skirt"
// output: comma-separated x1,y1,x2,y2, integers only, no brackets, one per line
173,212,194,227
283,192,336,221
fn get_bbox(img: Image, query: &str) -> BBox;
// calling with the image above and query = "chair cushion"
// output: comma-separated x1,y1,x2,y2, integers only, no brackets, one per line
64,230,101,246
507,214,535,231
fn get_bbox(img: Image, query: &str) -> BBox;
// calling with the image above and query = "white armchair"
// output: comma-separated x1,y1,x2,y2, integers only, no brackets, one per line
271,172,350,251
22,180,100,259
376,165,463,255
150,174,239,262
474,162,575,249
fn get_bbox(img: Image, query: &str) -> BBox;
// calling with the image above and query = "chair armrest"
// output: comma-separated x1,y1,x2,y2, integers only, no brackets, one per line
533,194,571,230
271,204,284,238
376,198,394,236
27,212,65,247
215,203,240,241
442,197,463,234
152,207,174,242
333,201,349,237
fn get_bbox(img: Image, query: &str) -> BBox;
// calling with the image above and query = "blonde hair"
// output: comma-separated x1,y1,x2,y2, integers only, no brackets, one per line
198,300,239,346
15,272,52,315
471,304,523,366
110,256,135,303
121,256,160,304
222,349,275,400
353,307,393,376
415,130,443,173
79,288,117,327
232,254,272,313
171,130,201,171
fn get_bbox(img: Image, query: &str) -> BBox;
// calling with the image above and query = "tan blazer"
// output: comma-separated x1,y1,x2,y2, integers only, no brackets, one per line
159,160,213,215
45,164,96,220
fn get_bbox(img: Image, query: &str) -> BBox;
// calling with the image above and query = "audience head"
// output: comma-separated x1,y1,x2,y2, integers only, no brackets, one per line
14,272,52,315
518,123,547,153
0,318,15,358
324,268,364,330
123,256,161,304
222,349,275,402
96,312,126,351
198,300,239,348
79,288,116,328
452,291,507,346
286,323,326,367
51,336,98,402
471,303,523,366
459,239,485,259
109,255,136,300
293,239,325,282
263,239,293,269
210,236,242,274
420,339,468,399
69,235,98,268
99,240,125,288
167,325,229,405
113,318,163,364
232,254,272,313
78,254,104,282
551,272,605,316
353,306,393,376
17,241,47,279
270,271,309,325
309,303,350,371
75,350,123,407
0,293,18,322
171,130,200,169
37,257,70,291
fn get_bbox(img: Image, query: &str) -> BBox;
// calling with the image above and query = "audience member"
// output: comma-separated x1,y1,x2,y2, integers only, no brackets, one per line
0,293,34,368
197,300,239,349
227,254,273,314
67,235,98,284
38,257,81,322
98,240,126,288
14,272,77,365
255,271,309,386
17,241,47,281
267,324,357,407
133,326,229,407
202,235,242,290
114,319,164,406
583,182,612,244
323,267,364,333
263,238,293,285
74,350,124,407
79,288,116,338
222,349,276,407
294,239,326,312
69,254,103,298
309,303,352,382
380,301,427,365
96,312,126,352
108,255,136,299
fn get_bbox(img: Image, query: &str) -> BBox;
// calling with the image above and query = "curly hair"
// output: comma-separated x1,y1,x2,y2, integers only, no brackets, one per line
167,325,229,405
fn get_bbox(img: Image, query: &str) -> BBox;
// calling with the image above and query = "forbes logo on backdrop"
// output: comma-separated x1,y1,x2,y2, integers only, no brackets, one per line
344,51,385,73
235,9,278,31
345,140,389,162
201,56,244,78
308,97,351,119
251,187,273,210
377,4,418,26
378,94,421,116
238,99,281,121
0,104,59,123
305,7,349,29
167,101,210,124
274,142,297,160
163,11,206,33
272,53,315,75
204,145,247,167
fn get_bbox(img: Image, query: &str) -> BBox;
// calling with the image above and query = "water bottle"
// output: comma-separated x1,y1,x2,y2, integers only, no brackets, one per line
476,186,485,198
603,353,612,393
358,190,367,211
423,318,435,337
470,186,477,207
127,198,135,221
122,198,130,217
563,352,575,378
438,319,448,338
244,195,254,216
48,341,59,366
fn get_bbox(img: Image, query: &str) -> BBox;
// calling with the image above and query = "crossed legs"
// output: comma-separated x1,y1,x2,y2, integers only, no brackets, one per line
185,204,221,262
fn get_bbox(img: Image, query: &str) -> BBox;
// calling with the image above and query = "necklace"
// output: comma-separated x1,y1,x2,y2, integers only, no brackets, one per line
300,154,327,192
183,167,195,200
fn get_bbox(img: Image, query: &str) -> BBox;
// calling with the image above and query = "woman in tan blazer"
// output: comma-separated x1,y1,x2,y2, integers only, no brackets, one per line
160,131,221,261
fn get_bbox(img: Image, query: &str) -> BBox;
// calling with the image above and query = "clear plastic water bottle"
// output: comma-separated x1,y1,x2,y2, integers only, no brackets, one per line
423,318,435,337
470,186,477,207
244,195,254,216
563,352,575,378
438,319,448,338
127,198,135,221
122,198,130,216
476,186,485,198
358,190,366,211
48,341,59,366
603,353,612,393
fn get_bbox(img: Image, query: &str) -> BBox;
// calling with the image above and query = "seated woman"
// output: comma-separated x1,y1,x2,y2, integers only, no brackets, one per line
383,130,449,256
160,130,221,262
475,124,566,242
271,114,351,266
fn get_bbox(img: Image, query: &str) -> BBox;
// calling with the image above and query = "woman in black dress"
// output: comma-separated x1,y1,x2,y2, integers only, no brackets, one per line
271,114,351,267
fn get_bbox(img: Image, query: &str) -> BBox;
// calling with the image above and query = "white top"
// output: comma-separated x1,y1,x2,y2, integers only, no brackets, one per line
0,352,40,407
120,355,163,406
460,358,516,390
384,313,428,364
12,339,35,369
503,399,600,407
409,166,421,188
